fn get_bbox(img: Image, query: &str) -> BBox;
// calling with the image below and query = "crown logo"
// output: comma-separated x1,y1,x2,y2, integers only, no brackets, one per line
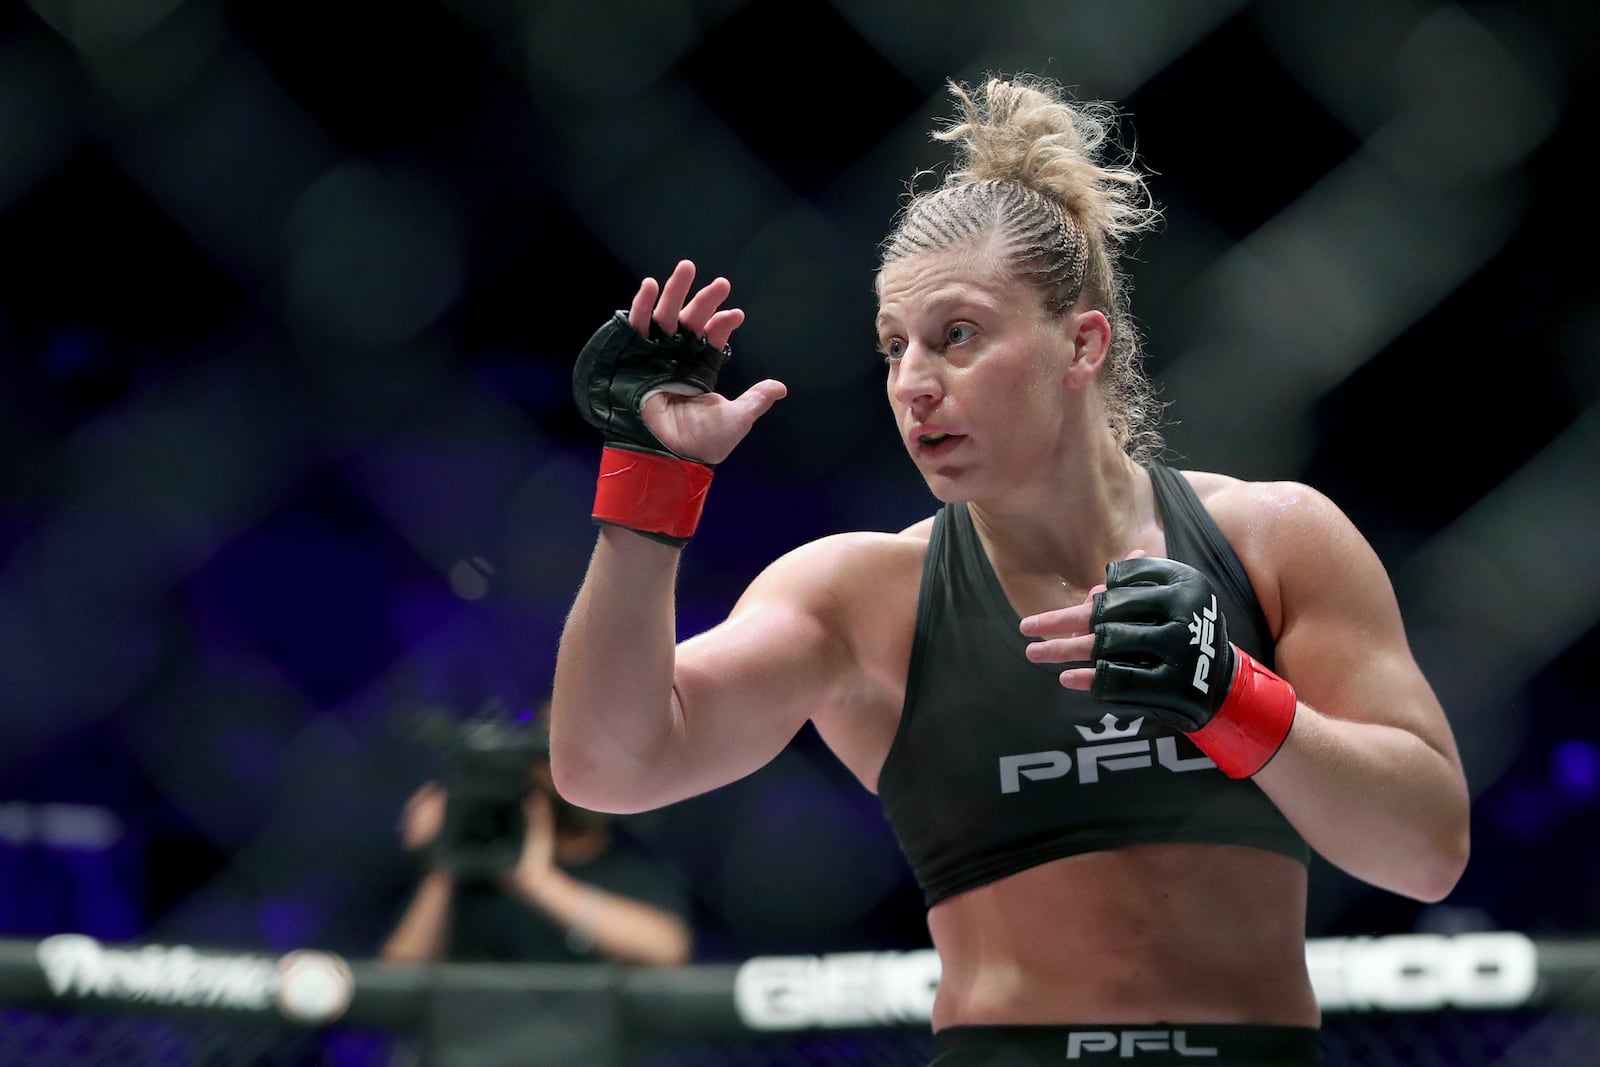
1075,713,1144,742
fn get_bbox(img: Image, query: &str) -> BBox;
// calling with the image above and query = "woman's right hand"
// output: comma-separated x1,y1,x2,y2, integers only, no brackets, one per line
628,260,787,465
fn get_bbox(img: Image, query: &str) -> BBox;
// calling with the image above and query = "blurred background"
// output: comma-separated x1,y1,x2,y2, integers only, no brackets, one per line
1,0,1597,971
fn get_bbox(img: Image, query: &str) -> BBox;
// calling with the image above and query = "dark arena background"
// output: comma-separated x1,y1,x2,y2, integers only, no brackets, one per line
2,1,1599,1064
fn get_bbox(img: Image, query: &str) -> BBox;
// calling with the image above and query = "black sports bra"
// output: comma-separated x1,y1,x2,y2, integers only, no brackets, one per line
876,464,1309,906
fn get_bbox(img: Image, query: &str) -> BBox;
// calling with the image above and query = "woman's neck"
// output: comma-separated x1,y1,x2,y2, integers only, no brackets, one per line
967,445,1157,595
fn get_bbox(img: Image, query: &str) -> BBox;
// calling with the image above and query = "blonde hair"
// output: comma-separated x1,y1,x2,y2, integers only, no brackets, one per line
878,75,1165,463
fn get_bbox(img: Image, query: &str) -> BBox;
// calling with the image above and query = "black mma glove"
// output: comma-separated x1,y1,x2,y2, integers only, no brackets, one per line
1090,556,1296,778
571,310,732,547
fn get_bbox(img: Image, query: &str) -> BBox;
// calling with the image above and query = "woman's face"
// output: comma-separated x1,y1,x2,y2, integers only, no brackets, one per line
875,247,1075,502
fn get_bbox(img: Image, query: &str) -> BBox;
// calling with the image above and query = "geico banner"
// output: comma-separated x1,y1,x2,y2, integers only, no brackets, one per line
1307,932,1537,1011
734,949,941,1030
734,933,1539,1030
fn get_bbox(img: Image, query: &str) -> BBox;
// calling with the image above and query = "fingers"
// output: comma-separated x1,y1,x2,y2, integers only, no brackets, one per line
1021,589,1095,668
733,379,788,422
1057,666,1096,692
628,260,744,343
1020,600,1094,638
680,274,733,338
654,260,697,335
628,277,661,335
1023,633,1095,665
1020,550,1150,691
703,307,745,351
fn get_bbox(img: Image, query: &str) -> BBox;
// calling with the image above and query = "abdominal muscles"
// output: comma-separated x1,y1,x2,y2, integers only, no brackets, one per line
925,843,1319,1030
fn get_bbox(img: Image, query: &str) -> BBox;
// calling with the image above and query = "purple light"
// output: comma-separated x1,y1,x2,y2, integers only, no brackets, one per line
1552,740,1600,798
260,897,317,951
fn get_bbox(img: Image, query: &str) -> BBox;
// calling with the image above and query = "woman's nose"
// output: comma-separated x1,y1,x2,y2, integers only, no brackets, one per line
889,343,942,409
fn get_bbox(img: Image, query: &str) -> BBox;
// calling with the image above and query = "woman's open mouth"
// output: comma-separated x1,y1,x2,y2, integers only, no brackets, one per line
916,431,965,456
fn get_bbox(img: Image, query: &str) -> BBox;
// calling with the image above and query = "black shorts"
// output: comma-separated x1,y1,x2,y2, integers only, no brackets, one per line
927,1023,1321,1066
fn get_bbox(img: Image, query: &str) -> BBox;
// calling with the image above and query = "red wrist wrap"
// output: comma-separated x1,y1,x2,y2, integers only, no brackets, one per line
592,446,713,543
1188,647,1297,779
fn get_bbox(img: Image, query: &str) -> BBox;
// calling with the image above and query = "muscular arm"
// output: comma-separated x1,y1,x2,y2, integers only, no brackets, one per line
555,259,811,813
551,529,861,814
1243,483,1470,902
1025,477,1470,902
549,527,688,812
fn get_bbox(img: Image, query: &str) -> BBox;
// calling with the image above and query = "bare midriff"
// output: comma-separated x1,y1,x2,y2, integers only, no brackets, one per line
924,843,1319,1031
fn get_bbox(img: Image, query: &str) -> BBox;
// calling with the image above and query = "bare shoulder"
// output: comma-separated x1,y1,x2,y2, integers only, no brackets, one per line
1176,470,1381,632
738,524,933,618
1178,469,1358,555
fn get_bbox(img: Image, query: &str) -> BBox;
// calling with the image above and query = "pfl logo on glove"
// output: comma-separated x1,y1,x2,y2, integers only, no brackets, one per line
1188,595,1218,695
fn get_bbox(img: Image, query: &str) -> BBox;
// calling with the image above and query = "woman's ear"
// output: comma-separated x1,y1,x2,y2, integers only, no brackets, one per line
1065,309,1111,389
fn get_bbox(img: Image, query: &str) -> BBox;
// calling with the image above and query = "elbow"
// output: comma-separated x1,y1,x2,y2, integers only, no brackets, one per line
549,755,621,814
549,747,661,816
1394,768,1473,903
549,724,620,812
1430,826,1473,903
1400,822,1472,904
547,695,676,815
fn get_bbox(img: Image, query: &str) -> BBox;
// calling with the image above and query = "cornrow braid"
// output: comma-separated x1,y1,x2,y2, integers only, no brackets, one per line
882,179,1090,315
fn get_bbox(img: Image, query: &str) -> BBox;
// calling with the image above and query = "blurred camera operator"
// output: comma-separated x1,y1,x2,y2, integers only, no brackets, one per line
380,706,692,967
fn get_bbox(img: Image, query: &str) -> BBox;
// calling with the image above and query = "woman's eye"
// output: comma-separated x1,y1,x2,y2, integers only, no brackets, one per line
947,323,975,345
881,338,905,361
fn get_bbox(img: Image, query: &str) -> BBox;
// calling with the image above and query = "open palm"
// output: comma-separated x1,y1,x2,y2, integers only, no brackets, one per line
628,260,786,464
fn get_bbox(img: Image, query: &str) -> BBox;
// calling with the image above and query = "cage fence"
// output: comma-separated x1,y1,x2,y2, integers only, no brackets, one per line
2,934,1599,1066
